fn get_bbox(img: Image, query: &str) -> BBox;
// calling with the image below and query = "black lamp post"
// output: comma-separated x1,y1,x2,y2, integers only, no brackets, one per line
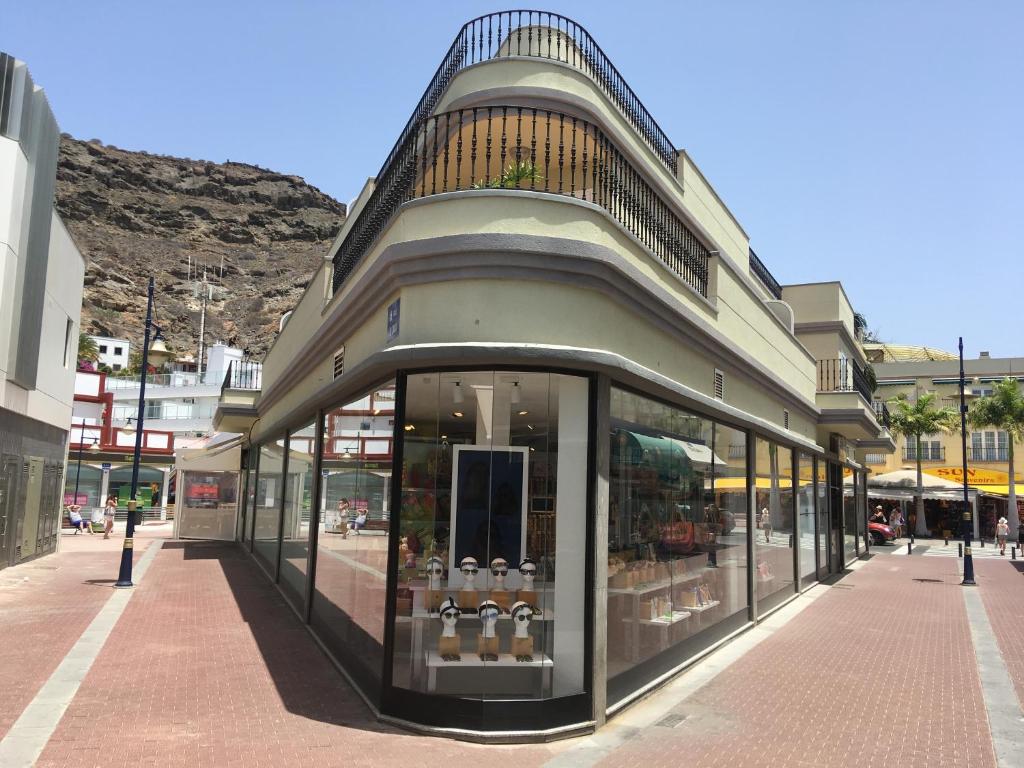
115,277,171,587
958,337,976,586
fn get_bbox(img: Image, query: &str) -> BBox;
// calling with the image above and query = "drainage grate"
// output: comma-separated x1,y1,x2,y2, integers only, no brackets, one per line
655,713,688,728
913,578,944,584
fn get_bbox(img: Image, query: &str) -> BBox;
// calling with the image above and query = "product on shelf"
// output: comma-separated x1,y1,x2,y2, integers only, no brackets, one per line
510,600,535,661
458,556,479,612
517,557,538,603
438,597,462,661
489,557,512,610
425,555,446,612
476,599,501,661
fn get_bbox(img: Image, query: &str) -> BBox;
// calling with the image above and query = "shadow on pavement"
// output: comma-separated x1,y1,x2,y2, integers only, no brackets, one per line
166,539,386,731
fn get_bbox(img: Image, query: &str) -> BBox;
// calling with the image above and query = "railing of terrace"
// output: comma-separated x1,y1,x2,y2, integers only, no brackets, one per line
335,107,709,297
221,360,263,392
817,358,873,404
334,11,684,294
749,248,782,300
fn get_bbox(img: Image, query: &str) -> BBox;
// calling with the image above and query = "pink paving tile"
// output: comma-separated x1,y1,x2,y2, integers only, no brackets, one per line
975,558,1024,708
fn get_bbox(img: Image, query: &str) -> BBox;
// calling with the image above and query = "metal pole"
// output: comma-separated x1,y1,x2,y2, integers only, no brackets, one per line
115,276,155,587
72,421,87,504
958,337,976,586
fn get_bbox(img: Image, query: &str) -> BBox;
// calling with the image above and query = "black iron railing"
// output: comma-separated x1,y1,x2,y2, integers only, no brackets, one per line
749,248,782,300
334,106,709,296
968,447,1009,462
376,11,677,187
221,360,262,392
871,399,891,429
903,446,944,461
817,358,872,403
728,444,746,459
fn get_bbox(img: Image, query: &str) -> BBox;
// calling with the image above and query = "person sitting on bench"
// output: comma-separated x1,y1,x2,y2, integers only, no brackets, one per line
67,504,91,534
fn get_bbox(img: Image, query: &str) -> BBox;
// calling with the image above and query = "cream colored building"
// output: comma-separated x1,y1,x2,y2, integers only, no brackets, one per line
868,347,1023,539
211,11,892,740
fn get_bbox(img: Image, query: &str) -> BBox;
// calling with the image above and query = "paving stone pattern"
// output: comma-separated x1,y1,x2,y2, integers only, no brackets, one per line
594,555,997,768
975,559,1024,709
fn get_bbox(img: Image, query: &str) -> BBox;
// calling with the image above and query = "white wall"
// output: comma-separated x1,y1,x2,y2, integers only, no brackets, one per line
90,335,131,370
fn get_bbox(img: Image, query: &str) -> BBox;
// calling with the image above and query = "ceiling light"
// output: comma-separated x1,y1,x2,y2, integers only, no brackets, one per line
441,435,447,440
510,381,521,404
404,424,415,431
453,381,464,404
527,424,534,430
452,411,464,418
518,410,528,416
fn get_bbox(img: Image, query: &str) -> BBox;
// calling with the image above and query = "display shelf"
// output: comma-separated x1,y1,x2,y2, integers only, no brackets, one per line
404,582,553,594
608,570,704,595
406,608,554,621
624,610,691,626
425,651,553,669
678,599,720,613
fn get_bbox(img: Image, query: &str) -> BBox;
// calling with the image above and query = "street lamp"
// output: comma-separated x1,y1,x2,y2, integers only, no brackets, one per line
116,277,171,588
958,337,976,586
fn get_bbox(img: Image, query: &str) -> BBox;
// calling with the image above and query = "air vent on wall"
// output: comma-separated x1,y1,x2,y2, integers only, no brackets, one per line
333,347,346,379
713,369,724,401
784,409,790,430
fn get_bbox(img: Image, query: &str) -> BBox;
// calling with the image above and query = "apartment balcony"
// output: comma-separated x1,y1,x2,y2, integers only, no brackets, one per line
749,248,782,300
332,104,710,301
214,360,261,433
968,447,1009,462
815,358,890,444
903,446,945,462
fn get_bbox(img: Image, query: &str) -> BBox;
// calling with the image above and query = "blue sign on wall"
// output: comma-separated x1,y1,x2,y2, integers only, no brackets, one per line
387,298,401,341
101,463,111,471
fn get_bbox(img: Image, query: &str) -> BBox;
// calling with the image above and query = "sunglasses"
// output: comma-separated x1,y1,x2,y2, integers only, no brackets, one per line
461,566,479,574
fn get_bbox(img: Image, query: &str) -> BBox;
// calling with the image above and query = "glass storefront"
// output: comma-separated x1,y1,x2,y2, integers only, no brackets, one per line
754,438,795,607
797,453,816,583
843,471,857,565
177,470,238,540
280,421,316,610
815,460,828,576
310,382,395,698
254,440,285,575
606,388,749,703
63,463,103,508
390,371,588,709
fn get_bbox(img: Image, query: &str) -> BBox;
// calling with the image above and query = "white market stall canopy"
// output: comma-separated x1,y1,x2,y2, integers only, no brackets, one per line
864,469,976,502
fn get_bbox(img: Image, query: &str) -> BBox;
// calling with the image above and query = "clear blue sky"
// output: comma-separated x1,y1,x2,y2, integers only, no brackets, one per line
5,1,1021,358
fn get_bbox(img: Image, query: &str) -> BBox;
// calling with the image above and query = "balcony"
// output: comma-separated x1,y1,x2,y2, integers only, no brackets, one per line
333,105,710,298
749,248,782,300
871,400,891,428
904,446,945,461
969,447,1009,462
817,358,873,403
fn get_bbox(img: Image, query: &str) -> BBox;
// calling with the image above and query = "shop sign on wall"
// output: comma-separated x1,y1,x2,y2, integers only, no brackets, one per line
926,467,1021,484
387,299,400,341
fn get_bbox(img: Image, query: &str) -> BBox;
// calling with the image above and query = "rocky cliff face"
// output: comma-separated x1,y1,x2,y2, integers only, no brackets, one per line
55,135,346,360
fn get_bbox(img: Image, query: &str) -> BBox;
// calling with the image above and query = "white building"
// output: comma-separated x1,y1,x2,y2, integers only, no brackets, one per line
0,52,86,569
89,334,131,371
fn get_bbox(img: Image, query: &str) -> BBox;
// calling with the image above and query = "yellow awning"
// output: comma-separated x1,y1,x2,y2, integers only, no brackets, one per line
972,484,1017,497
706,477,793,490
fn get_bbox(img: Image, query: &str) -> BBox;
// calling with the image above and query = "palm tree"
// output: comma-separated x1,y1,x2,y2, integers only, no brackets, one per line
472,160,543,189
886,392,959,537
969,378,1024,540
77,332,99,365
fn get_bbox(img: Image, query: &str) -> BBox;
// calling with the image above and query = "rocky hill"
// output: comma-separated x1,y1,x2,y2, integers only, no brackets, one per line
55,136,346,360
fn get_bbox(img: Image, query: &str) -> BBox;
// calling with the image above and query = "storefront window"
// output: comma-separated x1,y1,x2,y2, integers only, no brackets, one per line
815,460,828,575
843,470,857,564
64,463,103,509
797,453,816,583
178,471,238,540
280,421,317,610
310,382,395,697
240,451,255,543
855,471,868,553
754,438,795,605
607,388,748,702
254,440,285,575
391,371,588,702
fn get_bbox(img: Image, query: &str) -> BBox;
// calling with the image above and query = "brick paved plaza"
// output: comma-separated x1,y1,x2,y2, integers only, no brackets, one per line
0,529,1020,768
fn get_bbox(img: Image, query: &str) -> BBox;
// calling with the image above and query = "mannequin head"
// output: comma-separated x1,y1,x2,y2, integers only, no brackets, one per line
426,555,444,585
511,600,534,639
490,557,508,587
460,556,479,587
478,599,500,637
518,558,537,587
439,597,461,637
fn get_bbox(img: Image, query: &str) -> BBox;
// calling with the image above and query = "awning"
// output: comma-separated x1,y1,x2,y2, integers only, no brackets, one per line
973,484,1016,497
867,486,976,502
662,437,726,467
706,477,793,490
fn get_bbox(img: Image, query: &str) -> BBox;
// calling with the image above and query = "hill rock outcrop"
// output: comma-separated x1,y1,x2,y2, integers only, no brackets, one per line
55,135,346,360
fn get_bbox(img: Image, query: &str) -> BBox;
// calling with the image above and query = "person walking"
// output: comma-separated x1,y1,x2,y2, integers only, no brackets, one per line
760,507,772,543
103,495,117,539
996,516,1009,556
889,507,903,538
338,498,352,539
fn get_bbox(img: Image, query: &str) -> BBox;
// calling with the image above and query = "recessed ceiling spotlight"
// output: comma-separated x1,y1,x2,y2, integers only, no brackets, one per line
526,424,534,430
518,410,528,416
404,424,416,431
452,411,464,418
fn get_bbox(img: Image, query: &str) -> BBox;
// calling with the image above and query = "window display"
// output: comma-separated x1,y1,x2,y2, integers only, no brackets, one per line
797,453,816,583
754,437,795,606
816,460,828,575
253,440,285,575
607,388,748,702
391,370,588,701
309,381,395,697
